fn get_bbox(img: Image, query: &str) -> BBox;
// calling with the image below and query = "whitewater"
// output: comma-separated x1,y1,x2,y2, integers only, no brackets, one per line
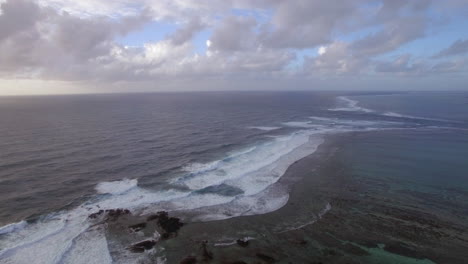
0,94,458,264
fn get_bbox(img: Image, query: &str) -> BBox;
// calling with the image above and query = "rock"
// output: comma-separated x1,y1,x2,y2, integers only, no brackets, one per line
145,211,184,240
129,222,146,232
201,241,213,260
161,232,172,240
88,210,104,219
146,214,159,221
128,240,156,253
236,239,249,247
256,253,276,263
180,256,197,264
157,212,184,233
129,247,145,253
88,208,131,221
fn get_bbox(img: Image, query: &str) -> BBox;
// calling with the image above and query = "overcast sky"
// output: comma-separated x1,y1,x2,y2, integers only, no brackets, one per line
0,0,467,95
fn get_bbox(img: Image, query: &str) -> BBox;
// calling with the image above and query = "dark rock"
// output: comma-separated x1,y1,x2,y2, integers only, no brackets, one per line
146,214,159,221
89,208,131,221
161,232,172,240
201,240,213,260
180,256,197,264
229,262,247,264
128,240,156,253
88,210,104,219
152,211,184,235
256,253,276,263
129,247,145,253
106,209,131,221
128,222,146,232
236,239,249,247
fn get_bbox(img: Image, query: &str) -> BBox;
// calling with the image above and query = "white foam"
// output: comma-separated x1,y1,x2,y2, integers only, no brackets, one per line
182,161,220,174
328,96,374,113
0,214,90,264
382,111,451,122
95,178,138,194
282,121,317,128
181,146,257,176
0,115,406,264
277,202,331,233
59,227,112,264
309,116,401,127
177,131,319,191
214,236,255,247
0,221,26,235
214,241,237,247
248,126,281,131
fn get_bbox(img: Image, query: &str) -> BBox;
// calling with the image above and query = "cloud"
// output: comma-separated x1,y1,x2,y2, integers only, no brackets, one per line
374,54,466,76
0,0,467,93
167,17,205,46
433,39,468,58
351,16,428,56
317,46,327,56
209,16,258,52
259,0,361,49
0,0,150,79
304,42,369,75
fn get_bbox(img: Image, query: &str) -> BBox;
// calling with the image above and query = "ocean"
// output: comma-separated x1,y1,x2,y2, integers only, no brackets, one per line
0,91,467,263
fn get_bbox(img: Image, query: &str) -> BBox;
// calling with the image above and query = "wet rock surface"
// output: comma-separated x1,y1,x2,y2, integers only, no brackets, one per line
128,240,157,252
88,208,131,221
180,256,197,264
255,253,276,263
128,222,146,232
147,211,184,239
236,239,249,247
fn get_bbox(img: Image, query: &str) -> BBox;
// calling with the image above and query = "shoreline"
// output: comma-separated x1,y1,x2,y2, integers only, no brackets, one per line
102,133,343,263
3,130,467,263
102,131,468,263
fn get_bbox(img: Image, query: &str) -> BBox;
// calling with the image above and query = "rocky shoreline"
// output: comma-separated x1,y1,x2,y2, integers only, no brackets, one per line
99,132,468,263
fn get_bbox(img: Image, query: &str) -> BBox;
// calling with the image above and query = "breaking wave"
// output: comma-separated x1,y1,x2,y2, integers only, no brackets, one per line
328,96,374,113
0,111,412,264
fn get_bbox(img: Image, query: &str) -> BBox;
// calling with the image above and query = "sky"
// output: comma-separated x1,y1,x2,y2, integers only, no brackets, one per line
0,0,468,95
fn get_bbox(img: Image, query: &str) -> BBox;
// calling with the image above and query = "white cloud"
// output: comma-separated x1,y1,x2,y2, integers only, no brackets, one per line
0,0,467,93
318,46,327,55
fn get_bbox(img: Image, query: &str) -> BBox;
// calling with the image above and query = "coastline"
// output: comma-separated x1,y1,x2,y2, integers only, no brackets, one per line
101,131,468,263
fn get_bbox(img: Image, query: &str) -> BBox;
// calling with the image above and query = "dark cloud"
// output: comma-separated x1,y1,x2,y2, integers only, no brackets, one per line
168,18,205,46
209,16,257,52
0,0,41,41
0,0,150,79
259,0,360,49
433,39,468,58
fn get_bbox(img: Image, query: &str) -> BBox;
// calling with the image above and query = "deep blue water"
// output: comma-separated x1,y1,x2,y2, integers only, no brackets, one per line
0,91,467,263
